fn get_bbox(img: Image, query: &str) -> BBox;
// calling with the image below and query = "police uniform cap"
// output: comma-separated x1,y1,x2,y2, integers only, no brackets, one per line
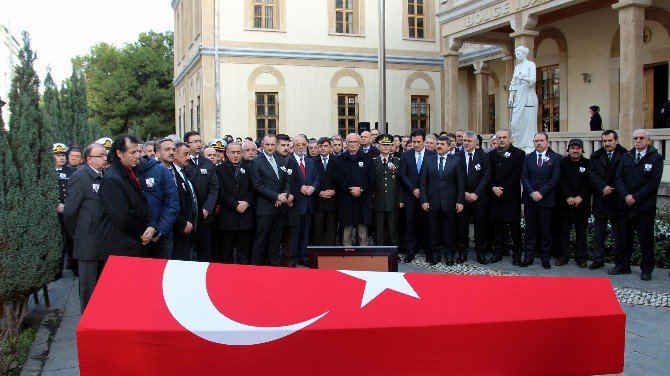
208,138,227,151
377,133,394,145
568,138,584,149
52,143,68,154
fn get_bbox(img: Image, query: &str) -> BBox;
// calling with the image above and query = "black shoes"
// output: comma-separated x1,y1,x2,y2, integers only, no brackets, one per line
541,261,551,269
640,273,652,281
520,259,533,267
588,261,605,270
512,257,521,266
607,267,632,275
555,258,568,267
476,255,488,265
577,260,588,268
488,254,503,264
456,255,467,264
404,254,416,263
444,258,454,266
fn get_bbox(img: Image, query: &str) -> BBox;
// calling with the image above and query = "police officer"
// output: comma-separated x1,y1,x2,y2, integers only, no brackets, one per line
54,143,78,278
96,137,113,151
372,134,403,246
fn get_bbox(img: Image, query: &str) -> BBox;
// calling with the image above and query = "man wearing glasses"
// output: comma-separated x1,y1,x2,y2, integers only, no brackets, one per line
184,131,219,262
63,143,107,312
610,129,663,281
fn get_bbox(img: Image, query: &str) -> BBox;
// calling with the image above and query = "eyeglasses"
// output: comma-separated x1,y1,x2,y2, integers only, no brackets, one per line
633,137,647,140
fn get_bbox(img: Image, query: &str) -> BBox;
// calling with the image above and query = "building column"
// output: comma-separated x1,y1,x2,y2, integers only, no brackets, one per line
443,52,460,132
474,61,490,135
509,29,539,60
612,0,651,146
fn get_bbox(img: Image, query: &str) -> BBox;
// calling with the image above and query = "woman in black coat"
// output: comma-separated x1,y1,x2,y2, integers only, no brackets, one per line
589,105,603,131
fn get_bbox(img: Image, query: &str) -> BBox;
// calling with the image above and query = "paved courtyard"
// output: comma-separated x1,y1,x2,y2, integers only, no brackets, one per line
20,256,670,375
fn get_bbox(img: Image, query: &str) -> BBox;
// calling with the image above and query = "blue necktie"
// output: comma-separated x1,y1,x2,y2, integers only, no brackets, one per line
439,156,445,177
417,152,423,173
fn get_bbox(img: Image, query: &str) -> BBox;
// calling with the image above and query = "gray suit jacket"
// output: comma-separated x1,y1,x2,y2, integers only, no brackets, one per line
63,164,105,260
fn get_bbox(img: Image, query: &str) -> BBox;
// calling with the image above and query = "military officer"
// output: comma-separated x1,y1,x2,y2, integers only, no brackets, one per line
372,134,403,246
54,143,78,278
208,138,227,165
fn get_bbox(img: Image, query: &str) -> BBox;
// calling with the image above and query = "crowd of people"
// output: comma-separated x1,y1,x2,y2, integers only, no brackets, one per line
54,126,663,313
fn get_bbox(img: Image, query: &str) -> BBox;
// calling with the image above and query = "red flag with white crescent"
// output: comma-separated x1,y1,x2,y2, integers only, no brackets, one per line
77,256,625,375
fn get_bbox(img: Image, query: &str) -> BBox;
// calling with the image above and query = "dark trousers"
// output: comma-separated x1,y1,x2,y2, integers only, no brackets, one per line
313,211,337,245
253,215,285,266
292,214,312,263
428,211,457,262
404,200,429,256
493,220,522,258
617,216,655,274
172,233,194,261
524,204,553,263
59,220,77,277
374,210,398,246
281,224,294,266
397,206,408,252
221,229,251,264
558,216,588,262
79,260,104,313
195,222,212,262
210,220,223,263
592,215,620,263
147,235,173,259
457,202,487,256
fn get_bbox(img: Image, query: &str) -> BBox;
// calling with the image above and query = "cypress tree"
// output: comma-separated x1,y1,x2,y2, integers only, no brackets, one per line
61,65,96,146
43,69,64,143
0,32,61,356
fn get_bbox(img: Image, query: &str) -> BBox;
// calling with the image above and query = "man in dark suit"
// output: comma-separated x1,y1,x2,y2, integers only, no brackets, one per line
420,135,465,266
99,135,156,258
290,135,319,265
216,143,255,264
360,130,380,157
521,132,561,269
54,143,78,278
276,134,299,267
589,130,627,269
251,134,292,266
372,134,403,246
456,131,491,264
313,137,338,246
171,142,199,261
610,129,663,281
333,133,375,246
488,129,525,265
399,128,436,263
63,143,106,312
184,131,219,262
556,139,591,268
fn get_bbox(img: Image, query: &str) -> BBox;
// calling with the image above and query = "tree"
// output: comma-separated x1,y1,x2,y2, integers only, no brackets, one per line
61,65,99,146
0,32,61,372
43,69,64,142
79,31,175,139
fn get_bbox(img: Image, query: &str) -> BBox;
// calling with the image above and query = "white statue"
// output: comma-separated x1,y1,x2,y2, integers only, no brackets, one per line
508,46,538,154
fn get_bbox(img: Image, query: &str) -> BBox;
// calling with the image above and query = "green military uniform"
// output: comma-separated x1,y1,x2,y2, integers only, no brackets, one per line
372,134,403,246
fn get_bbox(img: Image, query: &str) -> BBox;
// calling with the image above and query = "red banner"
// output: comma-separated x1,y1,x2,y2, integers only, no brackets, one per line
78,256,625,375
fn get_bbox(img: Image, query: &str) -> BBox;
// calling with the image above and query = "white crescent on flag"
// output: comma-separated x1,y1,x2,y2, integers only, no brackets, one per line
162,260,329,346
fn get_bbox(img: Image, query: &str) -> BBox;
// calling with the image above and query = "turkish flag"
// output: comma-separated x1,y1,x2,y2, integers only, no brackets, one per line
77,257,625,375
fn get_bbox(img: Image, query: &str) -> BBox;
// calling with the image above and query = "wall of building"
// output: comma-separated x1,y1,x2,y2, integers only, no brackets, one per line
218,61,441,139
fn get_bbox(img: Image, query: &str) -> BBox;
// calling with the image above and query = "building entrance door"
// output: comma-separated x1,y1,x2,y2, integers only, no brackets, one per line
643,63,669,129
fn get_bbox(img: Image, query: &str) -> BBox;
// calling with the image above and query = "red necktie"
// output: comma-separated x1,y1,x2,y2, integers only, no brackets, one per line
300,156,306,177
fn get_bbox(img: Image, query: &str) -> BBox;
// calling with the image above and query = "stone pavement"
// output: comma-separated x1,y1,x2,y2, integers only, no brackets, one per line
20,258,669,375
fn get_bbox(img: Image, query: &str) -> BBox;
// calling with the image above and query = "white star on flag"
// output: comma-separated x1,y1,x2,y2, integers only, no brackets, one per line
339,270,420,308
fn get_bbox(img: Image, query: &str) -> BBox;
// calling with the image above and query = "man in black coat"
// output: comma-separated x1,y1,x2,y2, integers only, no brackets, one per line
63,143,106,312
184,131,219,262
333,133,375,246
556,139,591,268
488,129,525,265
456,131,491,264
276,134,300,267
251,134,292,266
171,142,199,261
54,143,78,278
399,129,436,263
420,135,465,265
588,130,627,269
313,137,337,246
216,143,255,264
521,132,561,269
99,135,156,258
610,129,663,281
